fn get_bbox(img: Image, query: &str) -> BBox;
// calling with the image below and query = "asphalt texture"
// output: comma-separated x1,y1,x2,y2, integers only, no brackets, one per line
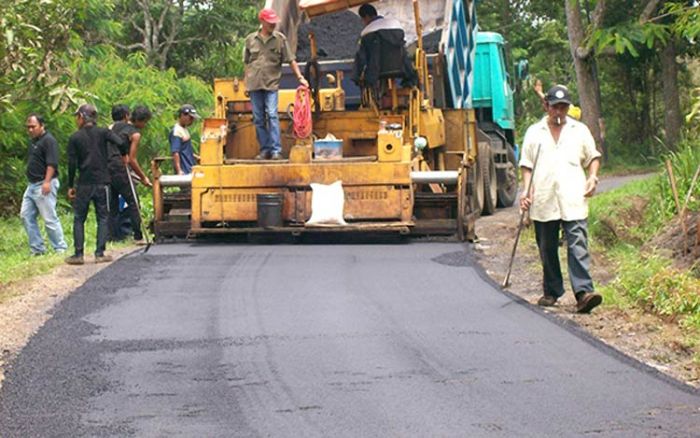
1,242,699,437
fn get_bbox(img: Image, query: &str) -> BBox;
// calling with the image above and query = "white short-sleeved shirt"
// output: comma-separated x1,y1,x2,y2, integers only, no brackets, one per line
519,116,601,222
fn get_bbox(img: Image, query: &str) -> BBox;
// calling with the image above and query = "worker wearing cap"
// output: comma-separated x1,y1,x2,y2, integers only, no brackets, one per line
533,80,582,120
169,104,199,175
519,85,602,314
65,103,128,265
244,8,309,160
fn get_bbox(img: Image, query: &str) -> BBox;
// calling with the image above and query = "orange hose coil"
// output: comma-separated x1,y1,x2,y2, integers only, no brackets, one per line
293,85,312,139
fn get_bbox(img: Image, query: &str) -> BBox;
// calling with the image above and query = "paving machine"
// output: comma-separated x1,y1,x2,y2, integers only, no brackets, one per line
152,0,493,241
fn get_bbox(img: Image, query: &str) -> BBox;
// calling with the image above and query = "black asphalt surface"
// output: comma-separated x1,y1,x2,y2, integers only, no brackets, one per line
1,242,699,437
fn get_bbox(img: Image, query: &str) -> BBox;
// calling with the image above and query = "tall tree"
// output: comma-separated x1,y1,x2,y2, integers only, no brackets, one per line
115,0,188,70
641,1,682,150
590,0,694,151
565,0,606,152
111,0,259,76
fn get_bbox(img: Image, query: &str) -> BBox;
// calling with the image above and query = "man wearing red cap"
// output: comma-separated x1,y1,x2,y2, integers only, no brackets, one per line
244,8,308,160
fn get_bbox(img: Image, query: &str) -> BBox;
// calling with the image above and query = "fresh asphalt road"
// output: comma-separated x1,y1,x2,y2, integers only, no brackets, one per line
1,242,699,437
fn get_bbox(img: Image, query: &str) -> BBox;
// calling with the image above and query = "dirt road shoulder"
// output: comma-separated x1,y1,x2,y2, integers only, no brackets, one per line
474,174,699,387
0,247,137,389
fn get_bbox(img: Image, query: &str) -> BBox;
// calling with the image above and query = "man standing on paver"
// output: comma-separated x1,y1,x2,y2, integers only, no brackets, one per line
20,114,68,256
519,85,603,313
65,104,127,265
243,8,308,160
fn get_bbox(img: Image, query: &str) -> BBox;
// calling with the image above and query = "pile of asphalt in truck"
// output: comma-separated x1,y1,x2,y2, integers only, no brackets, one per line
295,11,363,61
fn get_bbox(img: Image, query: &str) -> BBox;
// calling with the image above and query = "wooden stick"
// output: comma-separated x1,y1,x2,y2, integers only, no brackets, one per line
680,164,700,255
502,143,542,288
681,164,700,216
665,159,687,254
665,160,682,213
696,218,700,257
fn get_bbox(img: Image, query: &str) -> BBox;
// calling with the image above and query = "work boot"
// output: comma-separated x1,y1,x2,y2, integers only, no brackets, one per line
95,254,113,264
65,254,85,265
255,151,271,160
575,292,603,314
270,152,283,160
537,295,558,307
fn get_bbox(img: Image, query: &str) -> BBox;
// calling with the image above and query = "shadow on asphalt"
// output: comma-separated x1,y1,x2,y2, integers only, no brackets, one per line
157,233,465,246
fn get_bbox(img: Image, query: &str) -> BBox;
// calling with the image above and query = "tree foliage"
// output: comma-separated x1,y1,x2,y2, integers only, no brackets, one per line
0,0,255,215
478,0,699,162
111,0,260,77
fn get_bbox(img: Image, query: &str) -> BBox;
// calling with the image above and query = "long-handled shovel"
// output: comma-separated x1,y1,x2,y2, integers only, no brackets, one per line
502,143,541,288
125,165,152,253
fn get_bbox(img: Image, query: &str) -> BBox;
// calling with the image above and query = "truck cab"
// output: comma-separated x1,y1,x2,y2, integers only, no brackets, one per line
473,31,515,144
472,31,518,208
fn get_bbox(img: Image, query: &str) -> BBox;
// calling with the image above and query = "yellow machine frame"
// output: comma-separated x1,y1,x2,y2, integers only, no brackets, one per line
152,0,480,240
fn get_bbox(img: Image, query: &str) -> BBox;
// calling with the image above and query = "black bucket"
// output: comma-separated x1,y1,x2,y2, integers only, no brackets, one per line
256,193,284,228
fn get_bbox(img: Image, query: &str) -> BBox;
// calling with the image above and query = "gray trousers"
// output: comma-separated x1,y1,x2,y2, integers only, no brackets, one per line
534,219,595,298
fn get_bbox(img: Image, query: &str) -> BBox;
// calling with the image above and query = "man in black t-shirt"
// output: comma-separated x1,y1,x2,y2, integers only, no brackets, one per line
65,104,127,265
20,114,68,255
107,104,143,243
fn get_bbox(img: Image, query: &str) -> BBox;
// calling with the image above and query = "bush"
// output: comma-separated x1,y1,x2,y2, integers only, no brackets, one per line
0,48,212,217
659,141,700,215
593,138,700,335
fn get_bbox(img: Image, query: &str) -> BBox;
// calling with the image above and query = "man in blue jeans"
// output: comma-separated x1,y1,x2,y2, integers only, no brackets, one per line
243,8,308,160
20,114,68,256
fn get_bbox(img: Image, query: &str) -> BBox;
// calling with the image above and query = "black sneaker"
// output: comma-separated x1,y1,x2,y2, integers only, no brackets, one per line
576,292,603,314
255,151,271,160
537,295,558,307
65,255,84,265
270,152,283,160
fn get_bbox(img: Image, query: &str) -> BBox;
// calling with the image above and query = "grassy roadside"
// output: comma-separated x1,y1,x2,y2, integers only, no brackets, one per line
0,208,133,303
589,144,700,358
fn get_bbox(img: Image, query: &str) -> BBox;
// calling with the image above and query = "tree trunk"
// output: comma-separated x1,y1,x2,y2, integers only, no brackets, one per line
564,0,604,153
660,38,682,150
500,0,510,43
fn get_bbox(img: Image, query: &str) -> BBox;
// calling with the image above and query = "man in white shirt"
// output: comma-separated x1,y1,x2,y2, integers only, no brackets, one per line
519,85,602,313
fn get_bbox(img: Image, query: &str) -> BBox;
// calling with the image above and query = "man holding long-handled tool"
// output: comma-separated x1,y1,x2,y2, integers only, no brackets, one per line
517,85,603,314
108,104,149,244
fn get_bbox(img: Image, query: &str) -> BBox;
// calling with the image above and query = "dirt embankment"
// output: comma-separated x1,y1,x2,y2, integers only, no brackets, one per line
474,179,700,387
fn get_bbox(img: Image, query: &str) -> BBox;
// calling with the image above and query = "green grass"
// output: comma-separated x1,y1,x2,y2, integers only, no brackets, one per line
589,174,669,244
590,141,700,334
598,162,657,177
0,205,135,292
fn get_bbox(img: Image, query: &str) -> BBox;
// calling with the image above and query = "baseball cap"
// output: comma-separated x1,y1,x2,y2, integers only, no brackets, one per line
258,8,280,24
178,104,200,119
545,85,573,106
74,103,98,118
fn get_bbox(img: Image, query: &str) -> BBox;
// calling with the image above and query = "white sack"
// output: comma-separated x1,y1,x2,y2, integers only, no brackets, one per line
306,180,348,225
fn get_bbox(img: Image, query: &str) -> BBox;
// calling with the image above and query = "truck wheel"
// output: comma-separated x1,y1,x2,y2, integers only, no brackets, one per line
479,142,497,216
497,145,518,207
